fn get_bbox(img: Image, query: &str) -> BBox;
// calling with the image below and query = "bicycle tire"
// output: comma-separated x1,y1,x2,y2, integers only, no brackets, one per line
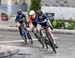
27,32,33,44
21,26,28,45
45,30,56,53
40,30,49,49
21,26,33,45
22,34,27,44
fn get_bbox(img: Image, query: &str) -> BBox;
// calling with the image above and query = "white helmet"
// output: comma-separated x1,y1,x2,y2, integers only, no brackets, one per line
29,10,35,16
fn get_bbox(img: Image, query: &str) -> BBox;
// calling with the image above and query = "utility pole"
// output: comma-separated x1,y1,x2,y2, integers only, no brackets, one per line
7,0,12,15
70,0,71,7
0,0,1,5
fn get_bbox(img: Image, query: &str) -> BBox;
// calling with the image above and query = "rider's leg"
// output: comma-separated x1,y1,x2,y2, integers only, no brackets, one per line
29,23,34,43
29,23,34,31
29,22,38,38
36,24,41,38
29,22,36,34
47,27,58,48
18,26,22,36
16,22,22,36
37,24,44,48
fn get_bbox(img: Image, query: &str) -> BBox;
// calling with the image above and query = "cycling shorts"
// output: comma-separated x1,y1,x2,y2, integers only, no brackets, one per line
32,22,37,27
38,22,50,28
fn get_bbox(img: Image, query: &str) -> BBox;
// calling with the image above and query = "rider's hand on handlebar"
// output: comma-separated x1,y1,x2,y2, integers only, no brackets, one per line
50,26,53,30
27,18,29,22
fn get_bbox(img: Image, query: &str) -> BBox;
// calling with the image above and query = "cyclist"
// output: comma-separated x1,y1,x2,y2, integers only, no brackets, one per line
28,10,38,37
28,10,44,47
15,10,26,36
15,10,33,44
36,11,58,48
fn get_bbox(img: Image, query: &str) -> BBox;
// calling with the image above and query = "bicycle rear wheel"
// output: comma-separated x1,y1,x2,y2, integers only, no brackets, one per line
40,30,48,49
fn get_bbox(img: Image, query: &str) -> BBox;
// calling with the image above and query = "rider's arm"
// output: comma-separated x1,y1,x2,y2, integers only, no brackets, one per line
44,14,52,27
47,19,53,30
36,17,40,24
27,18,29,22
48,20,52,27
22,14,27,21
15,16,19,22
42,15,48,23
45,15,53,29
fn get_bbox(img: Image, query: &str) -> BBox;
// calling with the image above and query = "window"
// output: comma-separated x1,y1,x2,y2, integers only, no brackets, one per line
14,0,25,4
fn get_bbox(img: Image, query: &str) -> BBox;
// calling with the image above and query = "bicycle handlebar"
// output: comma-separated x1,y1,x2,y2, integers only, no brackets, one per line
18,18,25,21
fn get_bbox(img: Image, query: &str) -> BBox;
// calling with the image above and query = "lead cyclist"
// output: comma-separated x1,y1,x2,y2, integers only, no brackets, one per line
36,11,58,48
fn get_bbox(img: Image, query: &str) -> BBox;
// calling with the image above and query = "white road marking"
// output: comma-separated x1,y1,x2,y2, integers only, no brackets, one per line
0,39,37,43
54,37,59,39
0,34,3,37
0,37,59,43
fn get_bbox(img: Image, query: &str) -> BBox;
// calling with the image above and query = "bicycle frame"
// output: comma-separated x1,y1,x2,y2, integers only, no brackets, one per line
20,24,28,43
45,28,56,53
18,19,33,44
40,28,49,48
40,27,56,53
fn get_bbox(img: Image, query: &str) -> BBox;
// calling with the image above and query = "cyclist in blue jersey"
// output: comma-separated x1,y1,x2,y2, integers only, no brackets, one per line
15,10,26,36
36,11,58,48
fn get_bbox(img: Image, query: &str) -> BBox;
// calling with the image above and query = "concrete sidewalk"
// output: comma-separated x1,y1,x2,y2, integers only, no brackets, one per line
0,21,75,34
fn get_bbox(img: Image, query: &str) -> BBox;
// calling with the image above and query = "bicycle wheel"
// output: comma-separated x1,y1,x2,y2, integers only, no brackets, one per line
21,26,28,45
37,31,44,48
45,29,56,53
22,34,27,45
40,30,48,49
27,32,33,44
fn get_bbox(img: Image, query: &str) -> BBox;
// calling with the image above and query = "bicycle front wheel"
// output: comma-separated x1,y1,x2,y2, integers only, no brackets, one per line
46,30,56,53
21,28,28,45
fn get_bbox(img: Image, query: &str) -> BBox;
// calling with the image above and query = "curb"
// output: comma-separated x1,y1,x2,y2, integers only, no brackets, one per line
53,30,75,35
53,29,75,35
0,27,75,34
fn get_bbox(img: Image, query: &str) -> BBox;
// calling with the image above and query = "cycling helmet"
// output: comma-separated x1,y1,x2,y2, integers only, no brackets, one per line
17,10,22,15
36,10,43,16
29,10,35,16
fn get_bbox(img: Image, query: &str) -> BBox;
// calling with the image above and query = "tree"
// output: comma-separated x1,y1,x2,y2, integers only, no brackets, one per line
30,0,41,12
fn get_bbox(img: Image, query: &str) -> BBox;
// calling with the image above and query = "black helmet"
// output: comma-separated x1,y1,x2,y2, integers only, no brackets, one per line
36,10,43,16
17,10,22,15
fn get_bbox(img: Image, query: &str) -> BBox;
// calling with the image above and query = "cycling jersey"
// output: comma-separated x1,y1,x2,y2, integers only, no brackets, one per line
36,14,49,28
36,14,48,23
15,14,26,22
29,15,37,27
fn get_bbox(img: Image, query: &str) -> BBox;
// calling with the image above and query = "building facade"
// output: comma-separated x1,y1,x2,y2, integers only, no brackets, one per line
0,0,31,15
1,0,75,15
41,0,75,7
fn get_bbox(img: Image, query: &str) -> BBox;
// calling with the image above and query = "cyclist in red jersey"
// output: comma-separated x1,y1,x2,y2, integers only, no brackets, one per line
27,10,45,47
29,10,37,27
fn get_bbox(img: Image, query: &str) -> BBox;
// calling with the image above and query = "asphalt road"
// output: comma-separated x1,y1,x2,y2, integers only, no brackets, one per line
0,30,75,58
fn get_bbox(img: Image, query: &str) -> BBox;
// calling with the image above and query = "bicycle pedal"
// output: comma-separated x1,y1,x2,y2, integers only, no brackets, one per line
46,45,48,49
42,45,44,48
41,43,44,48
53,50,56,54
54,44,58,48
31,40,33,45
